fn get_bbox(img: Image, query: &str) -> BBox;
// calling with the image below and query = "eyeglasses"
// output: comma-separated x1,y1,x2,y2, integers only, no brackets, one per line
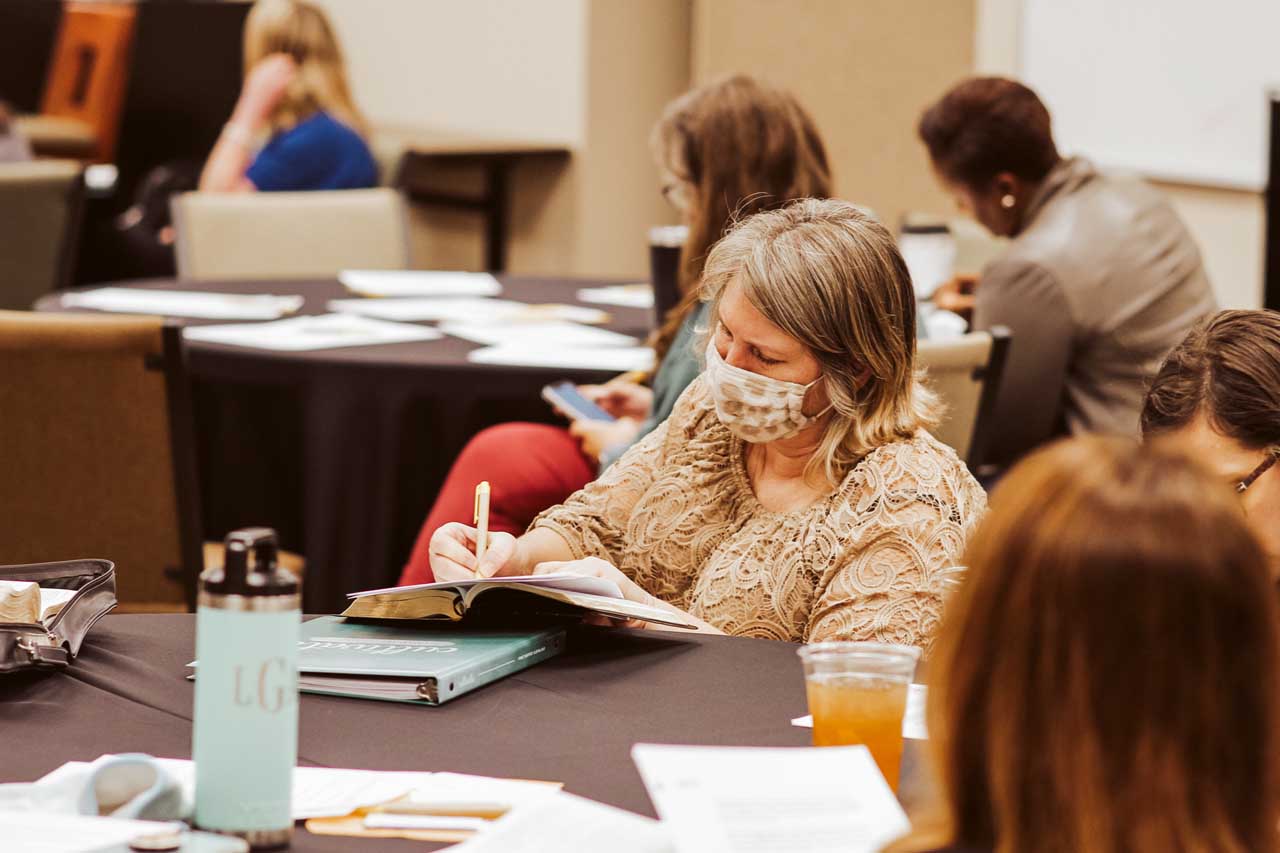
1237,447,1280,494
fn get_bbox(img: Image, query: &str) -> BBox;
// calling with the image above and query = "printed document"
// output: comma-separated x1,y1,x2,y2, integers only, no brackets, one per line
183,313,442,351
62,287,304,320
441,320,637,349
328,297,607,325
451,791,673,853
467,345,656,373
577,284,655,309
631,744,909,853
339,270,502,298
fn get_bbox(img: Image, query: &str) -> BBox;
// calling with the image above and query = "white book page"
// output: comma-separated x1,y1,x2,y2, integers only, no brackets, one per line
792,683,929,740
62,287,304,320
441,321,637,348
467,345,655,372
339,270,502,298
451,792,673,853
349,573,623,601
182,314,442,352
631,745,909,853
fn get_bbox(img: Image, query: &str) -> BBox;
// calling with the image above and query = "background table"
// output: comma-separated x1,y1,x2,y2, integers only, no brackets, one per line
38,276,653,610
0,615,932,851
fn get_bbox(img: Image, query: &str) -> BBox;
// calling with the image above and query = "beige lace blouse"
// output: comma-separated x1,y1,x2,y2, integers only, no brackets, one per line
533,379,987,646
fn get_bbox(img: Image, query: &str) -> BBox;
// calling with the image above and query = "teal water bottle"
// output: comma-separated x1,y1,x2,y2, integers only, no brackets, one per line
193,528,300,849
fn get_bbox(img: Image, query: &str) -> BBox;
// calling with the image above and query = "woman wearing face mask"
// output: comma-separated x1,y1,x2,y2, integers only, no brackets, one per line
917,77,1216,467
398,75,831,586
426,199,986,644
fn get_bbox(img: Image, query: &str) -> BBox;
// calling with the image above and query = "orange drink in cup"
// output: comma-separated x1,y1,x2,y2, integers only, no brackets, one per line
797,642,920,791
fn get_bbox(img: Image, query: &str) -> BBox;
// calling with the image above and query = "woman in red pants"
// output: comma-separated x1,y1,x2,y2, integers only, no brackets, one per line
400,74,833,584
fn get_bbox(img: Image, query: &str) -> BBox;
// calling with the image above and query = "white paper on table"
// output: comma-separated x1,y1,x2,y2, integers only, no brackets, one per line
899,231,956,300
339,270,502,298
327,297,608,325
576,283,655,310
38,758,429,820
631,744,909,853
441,320,637,349
791,684,928,740
350,572,624,601
61,287,305,320
919,305,968,340
450,791,673,853
467,345,656,373
0,812,186,853
182,313,442,352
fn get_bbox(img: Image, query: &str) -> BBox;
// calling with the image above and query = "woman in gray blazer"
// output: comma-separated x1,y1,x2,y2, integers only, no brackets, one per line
917,77,1216,467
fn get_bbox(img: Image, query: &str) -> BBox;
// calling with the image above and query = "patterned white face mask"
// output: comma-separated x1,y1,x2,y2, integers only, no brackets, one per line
704,339,825,443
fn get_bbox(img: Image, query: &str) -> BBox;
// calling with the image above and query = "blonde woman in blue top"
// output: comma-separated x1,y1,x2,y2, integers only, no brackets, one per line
199,0,376,193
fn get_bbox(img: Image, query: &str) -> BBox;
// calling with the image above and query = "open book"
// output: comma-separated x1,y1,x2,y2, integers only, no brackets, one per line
343,574,697,630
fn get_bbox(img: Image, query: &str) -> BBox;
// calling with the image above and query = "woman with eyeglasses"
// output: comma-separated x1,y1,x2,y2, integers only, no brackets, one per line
1141,309,1280,576
399,75,832,586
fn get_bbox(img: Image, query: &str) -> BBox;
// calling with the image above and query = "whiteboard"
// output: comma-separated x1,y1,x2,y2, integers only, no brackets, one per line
1019,0,1280,191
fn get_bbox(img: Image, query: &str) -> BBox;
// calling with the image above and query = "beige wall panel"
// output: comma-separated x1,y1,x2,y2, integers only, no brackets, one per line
1154,181,1265,309
575,0,693,279
314,0,587,144
692,0,976,229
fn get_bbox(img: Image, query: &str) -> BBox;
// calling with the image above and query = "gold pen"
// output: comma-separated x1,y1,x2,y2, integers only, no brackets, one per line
371,801,510,820
473,481,491,575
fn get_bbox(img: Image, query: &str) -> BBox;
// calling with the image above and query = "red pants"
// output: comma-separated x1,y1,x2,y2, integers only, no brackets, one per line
399,423,595,585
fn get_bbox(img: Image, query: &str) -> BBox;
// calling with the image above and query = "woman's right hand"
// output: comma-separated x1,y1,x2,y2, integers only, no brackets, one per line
427,523,522,583
580,379,653,420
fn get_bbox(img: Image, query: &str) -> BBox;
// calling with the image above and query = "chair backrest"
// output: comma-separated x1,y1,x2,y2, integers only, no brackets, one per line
171,188,411,280
917,326,1012,469
0,311,203,610
40,2,136,162
0,160,85,310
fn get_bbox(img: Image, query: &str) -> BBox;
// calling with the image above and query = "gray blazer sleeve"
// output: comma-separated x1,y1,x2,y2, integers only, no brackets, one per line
972,258,1073,466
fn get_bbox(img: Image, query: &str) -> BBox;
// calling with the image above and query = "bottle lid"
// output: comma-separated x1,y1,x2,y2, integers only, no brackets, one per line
200,527,298,598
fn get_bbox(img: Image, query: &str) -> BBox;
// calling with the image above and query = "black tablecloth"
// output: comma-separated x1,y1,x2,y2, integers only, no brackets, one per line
37,277,654,611
0,615,932,851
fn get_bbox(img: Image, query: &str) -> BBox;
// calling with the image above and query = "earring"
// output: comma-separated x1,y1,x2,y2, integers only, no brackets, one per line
1000,194,1016,209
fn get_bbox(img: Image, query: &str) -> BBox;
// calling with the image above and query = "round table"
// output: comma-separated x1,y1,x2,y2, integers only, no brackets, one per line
0,615,932,852
38,277,654,610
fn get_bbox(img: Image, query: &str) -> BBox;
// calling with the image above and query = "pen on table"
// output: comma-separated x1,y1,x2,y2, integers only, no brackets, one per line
473,480,491,575
370,801,511,820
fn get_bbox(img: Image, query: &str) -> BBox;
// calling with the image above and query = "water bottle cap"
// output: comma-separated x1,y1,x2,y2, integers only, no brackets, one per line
200,527,299,597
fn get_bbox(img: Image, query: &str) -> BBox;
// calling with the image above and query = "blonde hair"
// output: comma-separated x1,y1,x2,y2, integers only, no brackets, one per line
243,0,365,135
893,436,1280,853
648,74,831,364
700,198,938,486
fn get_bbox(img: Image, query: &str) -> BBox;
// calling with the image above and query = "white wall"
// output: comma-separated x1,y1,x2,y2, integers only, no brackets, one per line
314,0,587,145
975,0,1263,308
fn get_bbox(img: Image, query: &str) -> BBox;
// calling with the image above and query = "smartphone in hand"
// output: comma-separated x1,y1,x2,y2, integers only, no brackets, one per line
541,381,616,422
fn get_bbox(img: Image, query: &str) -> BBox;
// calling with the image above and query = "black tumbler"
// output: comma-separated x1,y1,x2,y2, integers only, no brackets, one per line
648,225,687,329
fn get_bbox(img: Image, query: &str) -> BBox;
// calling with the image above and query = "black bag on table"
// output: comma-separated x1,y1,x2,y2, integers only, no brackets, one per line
0,559,116,673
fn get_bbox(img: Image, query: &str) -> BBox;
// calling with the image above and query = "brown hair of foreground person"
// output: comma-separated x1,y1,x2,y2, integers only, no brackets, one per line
890,436,1280,853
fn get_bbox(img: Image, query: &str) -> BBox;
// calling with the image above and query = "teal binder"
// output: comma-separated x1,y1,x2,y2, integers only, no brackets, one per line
295,616,566,705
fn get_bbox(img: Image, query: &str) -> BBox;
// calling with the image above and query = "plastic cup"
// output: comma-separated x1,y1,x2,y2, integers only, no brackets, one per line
797,641,920,790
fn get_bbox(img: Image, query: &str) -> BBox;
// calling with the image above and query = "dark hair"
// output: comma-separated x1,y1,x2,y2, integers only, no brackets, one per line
1141,310,1280,449
917,77,1060,189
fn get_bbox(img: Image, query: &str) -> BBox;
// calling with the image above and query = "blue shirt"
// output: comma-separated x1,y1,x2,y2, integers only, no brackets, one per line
246,111,378,191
